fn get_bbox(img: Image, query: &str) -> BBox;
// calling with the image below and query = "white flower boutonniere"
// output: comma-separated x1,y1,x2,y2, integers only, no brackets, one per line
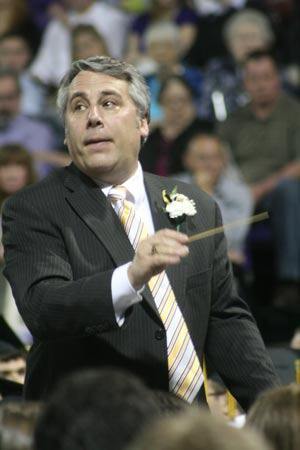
162,186,196,230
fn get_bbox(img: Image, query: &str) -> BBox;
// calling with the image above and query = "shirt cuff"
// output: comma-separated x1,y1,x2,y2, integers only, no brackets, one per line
111,262,144,326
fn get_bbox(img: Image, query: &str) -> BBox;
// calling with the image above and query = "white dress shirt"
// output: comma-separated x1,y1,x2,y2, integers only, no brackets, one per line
101,163,154,325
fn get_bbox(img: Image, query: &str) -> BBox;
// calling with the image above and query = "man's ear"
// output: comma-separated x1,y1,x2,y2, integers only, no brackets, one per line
140,117,149,142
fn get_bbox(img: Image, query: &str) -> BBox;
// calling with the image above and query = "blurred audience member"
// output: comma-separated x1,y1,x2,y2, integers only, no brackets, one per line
0,32,46,116
151,390,191,416
0,0,40,55
200,8,275,121
0,69,68,178
0,344,26,386
126,0,198,66
28,0,60,32
0,144,36,342
0,401,41,449
179,132,253,267
140,75,213,176
247,384,300,450
34,368,160,450
140,21,203,123
30,0,129,87
290,327,300,352
218,50,300,309
71,24,109,61
127,408,270,450
206,375,228,420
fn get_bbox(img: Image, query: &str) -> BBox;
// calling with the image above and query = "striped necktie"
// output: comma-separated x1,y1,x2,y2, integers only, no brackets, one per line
109,186,203,402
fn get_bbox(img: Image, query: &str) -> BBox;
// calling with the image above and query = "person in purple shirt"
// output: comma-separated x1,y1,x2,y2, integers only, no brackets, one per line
0,68,68,179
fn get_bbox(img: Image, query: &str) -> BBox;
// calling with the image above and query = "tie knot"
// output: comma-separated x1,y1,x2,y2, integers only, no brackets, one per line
108,185,128,203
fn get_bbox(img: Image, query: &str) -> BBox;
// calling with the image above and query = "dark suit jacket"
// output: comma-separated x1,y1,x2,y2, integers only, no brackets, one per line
2,164,279,407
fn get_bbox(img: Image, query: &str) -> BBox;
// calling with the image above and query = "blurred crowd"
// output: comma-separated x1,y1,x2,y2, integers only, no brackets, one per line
0,0,300,448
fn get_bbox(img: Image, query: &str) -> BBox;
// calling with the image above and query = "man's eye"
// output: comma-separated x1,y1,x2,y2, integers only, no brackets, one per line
74,103,86,111
103,100,116,108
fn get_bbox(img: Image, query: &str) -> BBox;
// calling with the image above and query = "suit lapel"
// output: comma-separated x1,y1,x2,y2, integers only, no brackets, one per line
63,165,161,320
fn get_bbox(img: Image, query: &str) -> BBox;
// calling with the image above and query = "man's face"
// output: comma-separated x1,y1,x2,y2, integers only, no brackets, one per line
184,136,225,183
0,36,31,72
243,57,280,106
0,164,29,194
72,31,107,61
0,76,20,128
229,23,268,63
65,71,149,184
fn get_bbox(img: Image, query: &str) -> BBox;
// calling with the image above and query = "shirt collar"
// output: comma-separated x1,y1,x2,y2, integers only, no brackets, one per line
101,162,146,207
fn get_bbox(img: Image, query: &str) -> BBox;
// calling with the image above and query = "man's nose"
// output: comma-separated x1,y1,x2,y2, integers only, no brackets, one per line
87,105,103,127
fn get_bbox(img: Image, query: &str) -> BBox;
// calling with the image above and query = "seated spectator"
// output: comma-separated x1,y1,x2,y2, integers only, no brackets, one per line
0,0,40,55
200,8,275,121
139,21,203,124
0,401,41,449
34,368,161,450
0,344,26,386
218,50,300,309
0,69,69,178
140,75,213,176
247,384,300,450
127,407,270,450
0,144,36,342
0,31,46,116
178,132,253,268
71,24,109,61
126,0,198,67
30,0,129,87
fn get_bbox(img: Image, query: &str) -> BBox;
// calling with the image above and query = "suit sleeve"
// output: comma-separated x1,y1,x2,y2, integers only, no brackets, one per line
2,194,119,341
205,204,280,411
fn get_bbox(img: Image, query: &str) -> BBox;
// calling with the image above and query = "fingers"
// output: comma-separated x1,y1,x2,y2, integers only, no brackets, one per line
128,229,189,289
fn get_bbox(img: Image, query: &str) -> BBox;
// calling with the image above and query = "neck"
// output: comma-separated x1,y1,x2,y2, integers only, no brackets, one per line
251,97,278,120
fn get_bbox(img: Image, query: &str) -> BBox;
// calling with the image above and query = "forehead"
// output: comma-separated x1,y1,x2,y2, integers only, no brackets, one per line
68,71,130,99
189,137,221,153
245,58,277,74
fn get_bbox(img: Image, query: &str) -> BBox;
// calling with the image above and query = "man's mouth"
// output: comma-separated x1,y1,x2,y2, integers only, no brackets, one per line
84,137,112,146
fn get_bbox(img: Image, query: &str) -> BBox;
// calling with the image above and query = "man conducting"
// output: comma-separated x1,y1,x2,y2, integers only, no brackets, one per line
2,56,279,406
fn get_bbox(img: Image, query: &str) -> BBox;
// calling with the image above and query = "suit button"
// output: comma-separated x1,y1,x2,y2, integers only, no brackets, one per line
155,329,165,340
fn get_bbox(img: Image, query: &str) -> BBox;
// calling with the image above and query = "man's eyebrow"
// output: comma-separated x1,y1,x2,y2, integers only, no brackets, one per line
69,91,89,104
100,89,122,99
69,89,122,104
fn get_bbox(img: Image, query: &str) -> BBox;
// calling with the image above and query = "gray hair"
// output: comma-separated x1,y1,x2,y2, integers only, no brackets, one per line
223,9,275,47
144,21,180,49
57,56,151,123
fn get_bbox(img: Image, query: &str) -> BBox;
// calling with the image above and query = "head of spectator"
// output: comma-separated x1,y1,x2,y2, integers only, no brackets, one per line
0,144,36,210
144,21,181,71
0,0,29,36
151,390,192,416
247,384,300,450
243,50,281,113
158,75,197,131
0,343,26,385
127,407,270,450
0,69,21,129
34,367,161,450
71,24,109,61
0,32,32,73
63,0,95,13
223,9,275,64
182,133,227,195
0,400,41,449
